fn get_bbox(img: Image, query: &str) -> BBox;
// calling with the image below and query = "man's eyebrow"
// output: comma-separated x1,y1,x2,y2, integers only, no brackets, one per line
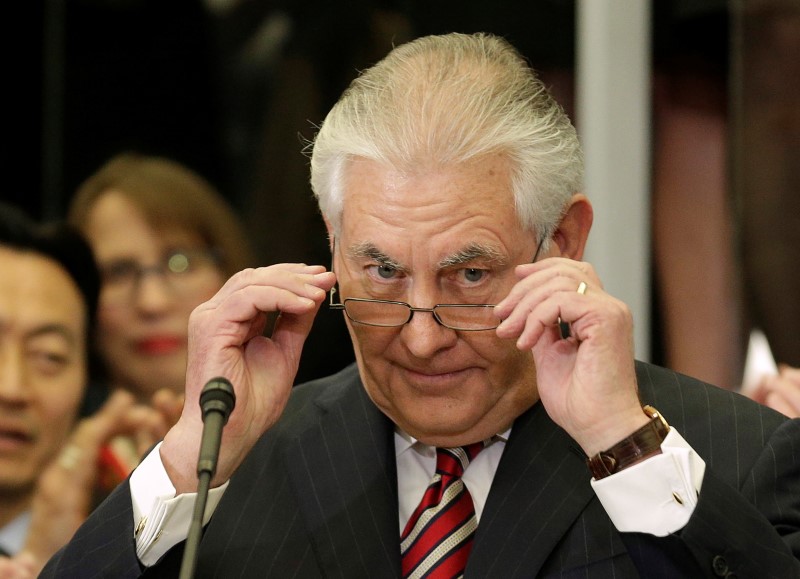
26,324,78,346
346,242,405,271
437,243,508,269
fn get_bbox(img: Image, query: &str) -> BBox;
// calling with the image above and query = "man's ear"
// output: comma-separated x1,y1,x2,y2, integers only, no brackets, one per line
552,194,593,260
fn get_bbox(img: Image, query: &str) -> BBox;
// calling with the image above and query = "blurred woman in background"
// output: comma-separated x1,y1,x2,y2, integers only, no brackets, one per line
68,152,255,402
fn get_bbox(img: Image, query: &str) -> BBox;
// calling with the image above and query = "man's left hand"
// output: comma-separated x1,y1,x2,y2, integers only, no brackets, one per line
495,257,649,456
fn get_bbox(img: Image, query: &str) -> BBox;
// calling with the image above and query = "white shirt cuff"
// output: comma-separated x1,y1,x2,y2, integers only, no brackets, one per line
130,442,229,567
590,428,705,536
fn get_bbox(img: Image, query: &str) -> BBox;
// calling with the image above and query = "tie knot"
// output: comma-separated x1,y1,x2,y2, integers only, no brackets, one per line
435,442,485,478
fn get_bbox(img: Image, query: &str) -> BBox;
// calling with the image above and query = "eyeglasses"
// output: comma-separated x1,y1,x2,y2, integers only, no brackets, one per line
328,237,546,331
329,290,501,331
99,248,220,303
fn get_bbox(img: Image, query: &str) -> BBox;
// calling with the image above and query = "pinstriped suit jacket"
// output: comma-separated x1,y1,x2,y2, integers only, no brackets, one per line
42,362,800,578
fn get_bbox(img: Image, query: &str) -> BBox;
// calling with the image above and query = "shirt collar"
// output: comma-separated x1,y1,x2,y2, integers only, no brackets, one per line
394,427,511,457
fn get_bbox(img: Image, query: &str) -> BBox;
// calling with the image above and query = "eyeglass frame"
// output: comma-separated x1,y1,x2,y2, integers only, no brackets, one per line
328,236,547,331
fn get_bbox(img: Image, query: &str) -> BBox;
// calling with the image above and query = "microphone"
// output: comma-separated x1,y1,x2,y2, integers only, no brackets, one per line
196,379,236,477
179,378,236,579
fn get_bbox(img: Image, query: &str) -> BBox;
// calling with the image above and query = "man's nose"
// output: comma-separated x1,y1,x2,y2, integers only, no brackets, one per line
0,343,31,403
399,289,457,358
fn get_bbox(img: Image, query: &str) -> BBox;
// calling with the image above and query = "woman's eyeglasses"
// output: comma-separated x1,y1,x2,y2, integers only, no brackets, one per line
99,248,220,304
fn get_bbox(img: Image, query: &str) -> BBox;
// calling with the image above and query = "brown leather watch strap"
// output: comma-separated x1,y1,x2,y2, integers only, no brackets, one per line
587,405,670,480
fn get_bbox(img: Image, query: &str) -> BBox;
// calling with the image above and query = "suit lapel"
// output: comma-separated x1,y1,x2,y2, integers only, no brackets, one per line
284,373,402,578
467,402,596,577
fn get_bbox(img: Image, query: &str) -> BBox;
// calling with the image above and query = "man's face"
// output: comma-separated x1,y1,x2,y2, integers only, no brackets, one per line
335,155,541,447
0,248,87,496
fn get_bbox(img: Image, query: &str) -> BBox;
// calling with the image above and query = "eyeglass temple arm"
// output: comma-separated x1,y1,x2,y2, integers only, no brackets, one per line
328,285,345,308
328,236,345,309
531,234,547,263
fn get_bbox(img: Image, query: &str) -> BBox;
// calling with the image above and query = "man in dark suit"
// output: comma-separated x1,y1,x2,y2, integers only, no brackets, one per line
42,33,799,578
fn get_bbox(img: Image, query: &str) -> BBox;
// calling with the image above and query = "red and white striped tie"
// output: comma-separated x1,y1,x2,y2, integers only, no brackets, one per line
400,443,484,579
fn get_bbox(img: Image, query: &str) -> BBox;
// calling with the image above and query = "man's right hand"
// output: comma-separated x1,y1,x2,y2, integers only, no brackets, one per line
160,264,336,493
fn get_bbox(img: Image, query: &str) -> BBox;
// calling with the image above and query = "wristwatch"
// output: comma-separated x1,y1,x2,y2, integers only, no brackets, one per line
587,405,670,480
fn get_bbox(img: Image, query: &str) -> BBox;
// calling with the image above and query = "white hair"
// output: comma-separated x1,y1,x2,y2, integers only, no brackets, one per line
310,32,584,244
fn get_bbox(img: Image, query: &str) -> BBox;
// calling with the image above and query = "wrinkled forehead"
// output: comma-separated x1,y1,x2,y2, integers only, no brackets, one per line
333,153,519,227
335,156,532,266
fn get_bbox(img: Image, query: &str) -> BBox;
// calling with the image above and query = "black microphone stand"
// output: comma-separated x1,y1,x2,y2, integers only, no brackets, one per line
178,378,236,579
